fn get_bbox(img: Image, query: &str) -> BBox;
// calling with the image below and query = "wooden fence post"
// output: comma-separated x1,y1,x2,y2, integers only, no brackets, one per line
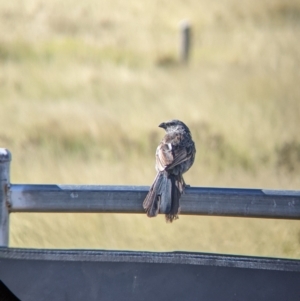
0,148,11,247
179,20,192,63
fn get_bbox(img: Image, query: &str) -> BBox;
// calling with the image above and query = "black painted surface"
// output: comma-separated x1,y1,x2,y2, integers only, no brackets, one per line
0,281,20,301
0,248,299,301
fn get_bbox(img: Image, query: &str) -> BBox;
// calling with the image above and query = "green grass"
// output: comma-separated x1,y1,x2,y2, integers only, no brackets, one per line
0,0,300,258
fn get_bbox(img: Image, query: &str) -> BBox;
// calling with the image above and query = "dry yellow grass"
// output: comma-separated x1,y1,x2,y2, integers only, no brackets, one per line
0,0,300,258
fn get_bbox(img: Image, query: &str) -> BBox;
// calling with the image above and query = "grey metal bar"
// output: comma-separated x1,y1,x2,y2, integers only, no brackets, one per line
10,185,147,214
9,184,300,219
0,149,11,247
1,248,300,272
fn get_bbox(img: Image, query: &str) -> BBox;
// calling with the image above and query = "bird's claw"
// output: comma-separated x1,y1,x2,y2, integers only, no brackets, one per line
183,183,190,193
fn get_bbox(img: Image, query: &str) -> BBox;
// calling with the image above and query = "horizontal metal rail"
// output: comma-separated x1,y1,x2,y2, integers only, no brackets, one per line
9,184,300,219
1,148,300,247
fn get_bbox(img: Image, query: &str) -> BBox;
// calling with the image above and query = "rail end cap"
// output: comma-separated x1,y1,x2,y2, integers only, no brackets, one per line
0,148,11,163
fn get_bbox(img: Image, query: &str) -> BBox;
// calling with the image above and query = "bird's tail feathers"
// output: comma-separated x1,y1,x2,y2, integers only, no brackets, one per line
143,172,183,222
165,174,182,222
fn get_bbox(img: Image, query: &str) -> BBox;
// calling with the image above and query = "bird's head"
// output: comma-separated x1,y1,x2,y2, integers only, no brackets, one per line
158,119,190,134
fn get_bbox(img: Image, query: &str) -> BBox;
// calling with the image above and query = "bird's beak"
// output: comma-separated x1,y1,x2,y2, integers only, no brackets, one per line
158,122,166,129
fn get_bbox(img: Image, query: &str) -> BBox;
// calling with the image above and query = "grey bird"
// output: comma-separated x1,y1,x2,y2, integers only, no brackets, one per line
143,120,196,222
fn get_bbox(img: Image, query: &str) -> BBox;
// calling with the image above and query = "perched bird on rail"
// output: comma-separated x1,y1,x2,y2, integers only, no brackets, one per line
143,120,196,222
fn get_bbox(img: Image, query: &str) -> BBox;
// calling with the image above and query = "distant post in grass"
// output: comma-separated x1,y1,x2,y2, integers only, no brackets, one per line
179,20,192,63
0,148,11,247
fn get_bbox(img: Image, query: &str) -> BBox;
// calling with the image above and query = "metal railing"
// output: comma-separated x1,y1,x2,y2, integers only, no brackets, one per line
1,148,300,247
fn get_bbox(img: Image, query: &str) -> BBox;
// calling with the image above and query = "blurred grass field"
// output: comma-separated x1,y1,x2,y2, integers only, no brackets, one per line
1,0,300,258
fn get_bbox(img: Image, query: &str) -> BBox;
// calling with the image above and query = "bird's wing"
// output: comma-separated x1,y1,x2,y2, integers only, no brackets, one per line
165,147,192,170
156,142,174,171
156,133,193,171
